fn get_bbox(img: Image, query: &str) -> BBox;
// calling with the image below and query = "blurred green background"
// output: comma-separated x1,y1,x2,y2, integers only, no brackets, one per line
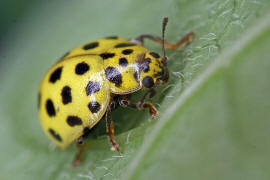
1,0,270,180
0,0,36,47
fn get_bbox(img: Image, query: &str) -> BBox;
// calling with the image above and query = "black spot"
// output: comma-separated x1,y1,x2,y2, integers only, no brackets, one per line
139,58,151,73
38,92,41,109
119,58,128,67
133,71,139,82
49,67,62,83
149,52,160,58
83,42,99,50
99,53,115,59
105,67,122,87
59,51,70,60
66,116,83,126
105,36,118,39
49,128,62,142
46,99,56,117
114,43,136,48
142,76,154,88
88,101,101,113
61,86,72,104
122,49,133,55
75,62,90,75
86,81,101,95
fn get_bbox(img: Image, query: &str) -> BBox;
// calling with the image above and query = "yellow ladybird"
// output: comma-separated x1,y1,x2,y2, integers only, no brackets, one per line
38,17,193,166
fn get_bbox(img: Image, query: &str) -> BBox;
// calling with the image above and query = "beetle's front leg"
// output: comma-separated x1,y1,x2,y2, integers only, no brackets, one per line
119,88,158,118
134,31,194,50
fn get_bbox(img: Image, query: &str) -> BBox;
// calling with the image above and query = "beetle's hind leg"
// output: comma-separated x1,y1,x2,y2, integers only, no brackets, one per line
72,140,86,168
72,127,92,168
106,101,120,152
119,88,158,119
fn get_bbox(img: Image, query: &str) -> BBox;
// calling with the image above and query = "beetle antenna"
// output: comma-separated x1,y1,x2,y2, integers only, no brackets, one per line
162,17,168,66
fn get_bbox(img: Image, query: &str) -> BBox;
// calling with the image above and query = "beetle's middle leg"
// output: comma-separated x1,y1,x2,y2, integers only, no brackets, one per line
105,100,120,152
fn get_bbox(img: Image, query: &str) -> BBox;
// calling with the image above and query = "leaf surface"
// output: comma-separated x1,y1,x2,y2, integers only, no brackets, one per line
0,0,269,179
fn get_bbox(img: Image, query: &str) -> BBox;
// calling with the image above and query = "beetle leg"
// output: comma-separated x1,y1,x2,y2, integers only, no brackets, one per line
119,88,158,118
136,88,156,107
141,101,158,119
134,32,194,50
72,127,93,168
106,102,120,152
72,138,86,168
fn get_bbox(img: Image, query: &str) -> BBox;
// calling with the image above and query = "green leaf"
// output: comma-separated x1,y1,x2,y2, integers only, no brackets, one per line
1,0,270,180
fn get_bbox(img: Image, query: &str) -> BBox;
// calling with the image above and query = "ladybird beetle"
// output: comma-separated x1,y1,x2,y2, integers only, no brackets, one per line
38,17,193,166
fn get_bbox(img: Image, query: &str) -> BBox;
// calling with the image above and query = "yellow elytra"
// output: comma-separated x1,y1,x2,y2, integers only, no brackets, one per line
38,17,193,165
